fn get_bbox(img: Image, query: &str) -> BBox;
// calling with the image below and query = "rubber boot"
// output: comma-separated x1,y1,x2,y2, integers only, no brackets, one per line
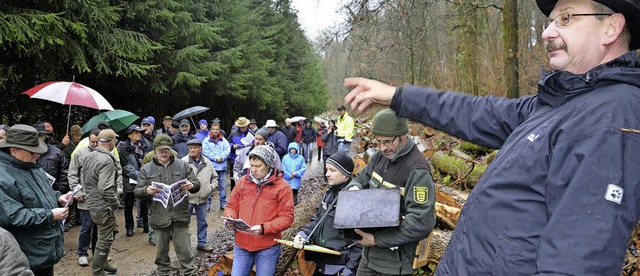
92,249,107,276
103,251,117,274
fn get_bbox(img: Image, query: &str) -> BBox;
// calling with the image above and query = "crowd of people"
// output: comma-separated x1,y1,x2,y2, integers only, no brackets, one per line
0,109,359,275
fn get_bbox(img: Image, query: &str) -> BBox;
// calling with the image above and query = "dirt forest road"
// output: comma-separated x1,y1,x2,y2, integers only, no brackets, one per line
53,157,325,276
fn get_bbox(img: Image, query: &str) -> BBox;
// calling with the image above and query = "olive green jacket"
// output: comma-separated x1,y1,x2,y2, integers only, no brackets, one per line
134,155,200,228
80,147,120,215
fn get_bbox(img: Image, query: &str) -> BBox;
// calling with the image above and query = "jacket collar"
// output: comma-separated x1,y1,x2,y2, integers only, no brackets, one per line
538,51,640,107
187,154,206,165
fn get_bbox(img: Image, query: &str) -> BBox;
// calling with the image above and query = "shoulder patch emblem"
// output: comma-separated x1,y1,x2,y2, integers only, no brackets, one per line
414,186,429,204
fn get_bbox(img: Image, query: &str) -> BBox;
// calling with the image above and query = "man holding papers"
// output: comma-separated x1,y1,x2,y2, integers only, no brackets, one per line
134,134,200,276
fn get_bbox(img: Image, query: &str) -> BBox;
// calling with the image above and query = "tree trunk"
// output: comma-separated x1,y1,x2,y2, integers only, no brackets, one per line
503,0,520,98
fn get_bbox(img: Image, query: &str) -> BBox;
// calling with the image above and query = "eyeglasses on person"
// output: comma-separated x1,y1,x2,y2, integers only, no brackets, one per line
544,13,612,29
374,136,399,146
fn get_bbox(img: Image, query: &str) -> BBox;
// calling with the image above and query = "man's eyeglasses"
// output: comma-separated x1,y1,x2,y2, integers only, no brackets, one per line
374,136,399,146
544,13,612,29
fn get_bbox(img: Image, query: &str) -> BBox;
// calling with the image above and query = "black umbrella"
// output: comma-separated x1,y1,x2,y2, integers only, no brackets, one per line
173,106,210,126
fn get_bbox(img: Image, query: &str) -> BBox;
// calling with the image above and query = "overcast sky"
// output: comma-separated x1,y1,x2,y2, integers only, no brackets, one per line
291,0,346,40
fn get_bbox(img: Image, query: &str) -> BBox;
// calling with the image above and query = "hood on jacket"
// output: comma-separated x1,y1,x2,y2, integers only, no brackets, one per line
287,142,299,156
538,51,640,107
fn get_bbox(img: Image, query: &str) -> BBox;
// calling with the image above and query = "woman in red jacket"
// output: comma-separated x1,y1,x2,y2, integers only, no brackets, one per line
315,121,326,162
223,145,294,275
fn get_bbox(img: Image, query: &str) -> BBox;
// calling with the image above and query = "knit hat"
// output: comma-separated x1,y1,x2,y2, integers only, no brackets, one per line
198,119,208,128
249,145,276,168
153,134,173,150
255,128,270,140
171,121,180,129
372,108,408,137
326,152,354,177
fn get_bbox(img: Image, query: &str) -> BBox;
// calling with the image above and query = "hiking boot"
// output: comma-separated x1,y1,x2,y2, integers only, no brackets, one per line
197,245,214,252
126,229,134,236
78,256,89,266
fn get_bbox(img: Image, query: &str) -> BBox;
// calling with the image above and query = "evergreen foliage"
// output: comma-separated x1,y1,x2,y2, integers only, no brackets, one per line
0,0,329,136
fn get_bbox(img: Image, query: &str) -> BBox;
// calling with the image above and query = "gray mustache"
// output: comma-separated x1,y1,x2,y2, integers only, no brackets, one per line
545,40,567,53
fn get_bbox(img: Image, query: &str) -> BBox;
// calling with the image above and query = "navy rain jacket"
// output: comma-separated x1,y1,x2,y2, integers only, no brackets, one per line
391,51,640,275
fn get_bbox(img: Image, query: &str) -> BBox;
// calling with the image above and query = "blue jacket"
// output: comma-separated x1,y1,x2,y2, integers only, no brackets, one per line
227,128,251,162
301,125,316,143
171,132,193,159
202,135,231,171
393,51,640,275
267,130,289,158
282,142,306,190
194,129,209,141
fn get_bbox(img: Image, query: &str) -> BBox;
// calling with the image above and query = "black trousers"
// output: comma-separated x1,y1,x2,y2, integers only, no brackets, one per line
124,192,147,230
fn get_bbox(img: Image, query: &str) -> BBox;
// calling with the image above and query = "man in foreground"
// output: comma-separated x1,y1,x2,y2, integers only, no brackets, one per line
0,124,70,275
344,0,640,274
135,134,200,275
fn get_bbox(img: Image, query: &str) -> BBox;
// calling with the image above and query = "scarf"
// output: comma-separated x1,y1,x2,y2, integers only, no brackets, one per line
250,168,274,187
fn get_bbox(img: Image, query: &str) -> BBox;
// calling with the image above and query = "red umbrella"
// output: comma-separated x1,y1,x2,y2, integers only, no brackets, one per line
22,81,114,133
23,81,114,110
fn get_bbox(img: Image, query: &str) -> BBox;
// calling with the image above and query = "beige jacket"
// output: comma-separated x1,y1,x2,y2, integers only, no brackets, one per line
182,154,217,205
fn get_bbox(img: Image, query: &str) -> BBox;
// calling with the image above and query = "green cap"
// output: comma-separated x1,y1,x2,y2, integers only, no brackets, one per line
153,134,173,150
372,108,408,137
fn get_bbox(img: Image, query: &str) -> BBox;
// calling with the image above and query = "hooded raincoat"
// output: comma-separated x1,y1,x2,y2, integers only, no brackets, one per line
282,142,306,190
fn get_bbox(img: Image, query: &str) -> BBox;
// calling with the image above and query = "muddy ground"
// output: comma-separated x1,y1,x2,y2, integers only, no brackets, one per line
54,157,326,275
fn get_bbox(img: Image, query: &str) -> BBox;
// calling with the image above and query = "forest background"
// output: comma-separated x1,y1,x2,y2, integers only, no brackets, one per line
2,0,555,136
